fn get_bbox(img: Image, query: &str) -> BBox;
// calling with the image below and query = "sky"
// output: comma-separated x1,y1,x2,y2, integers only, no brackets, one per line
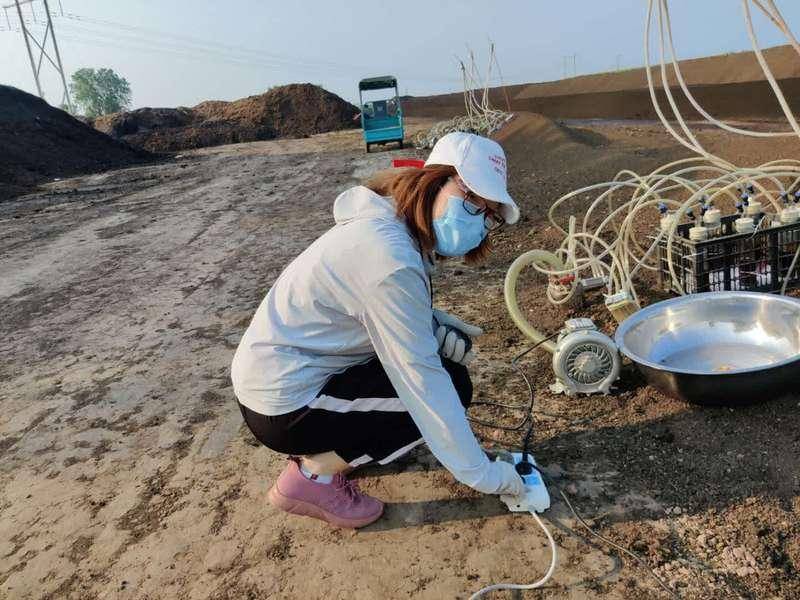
2,0,800,111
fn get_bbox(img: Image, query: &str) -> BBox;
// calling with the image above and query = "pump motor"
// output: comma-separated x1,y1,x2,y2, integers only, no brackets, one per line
549,318,620,396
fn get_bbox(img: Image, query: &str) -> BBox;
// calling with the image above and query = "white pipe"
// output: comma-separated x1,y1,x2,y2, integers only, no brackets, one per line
504,0,800,313
741,0,800,137
660,0,796,138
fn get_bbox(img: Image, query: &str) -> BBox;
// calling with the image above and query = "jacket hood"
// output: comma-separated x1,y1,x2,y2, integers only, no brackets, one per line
333,186,398,224
333,185,435,273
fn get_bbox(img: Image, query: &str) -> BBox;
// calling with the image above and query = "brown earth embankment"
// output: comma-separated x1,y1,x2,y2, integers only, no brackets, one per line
405,44,800,121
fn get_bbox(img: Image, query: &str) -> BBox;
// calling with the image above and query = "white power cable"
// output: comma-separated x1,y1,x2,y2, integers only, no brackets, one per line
469,511,558,599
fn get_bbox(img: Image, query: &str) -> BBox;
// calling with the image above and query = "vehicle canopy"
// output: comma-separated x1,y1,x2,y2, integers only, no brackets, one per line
358,76,398,91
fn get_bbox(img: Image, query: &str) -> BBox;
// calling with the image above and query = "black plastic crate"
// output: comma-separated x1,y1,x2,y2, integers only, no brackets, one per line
656,214,800,294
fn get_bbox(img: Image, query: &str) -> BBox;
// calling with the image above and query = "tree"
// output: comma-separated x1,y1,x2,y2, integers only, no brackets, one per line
69,68,132,117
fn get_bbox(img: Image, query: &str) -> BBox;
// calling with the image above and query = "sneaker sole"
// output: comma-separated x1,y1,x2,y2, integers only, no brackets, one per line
267,484,383,529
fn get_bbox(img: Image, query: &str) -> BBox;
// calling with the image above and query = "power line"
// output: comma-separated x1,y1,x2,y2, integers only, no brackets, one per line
15,19,359,75
53,10,460,82
6,12,463,86
52,22,365,75
57,11,369,74
9,23,461,90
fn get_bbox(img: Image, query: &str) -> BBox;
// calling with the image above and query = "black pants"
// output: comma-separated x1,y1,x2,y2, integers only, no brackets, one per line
238,357,472,466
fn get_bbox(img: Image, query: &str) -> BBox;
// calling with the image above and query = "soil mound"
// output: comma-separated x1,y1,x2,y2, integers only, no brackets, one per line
0,85,149,201
94,107,195,138
122,120,271,153
193,83,359,137
406,44,800,121
492,111,605,158
96,83,359,153
515,44,800,100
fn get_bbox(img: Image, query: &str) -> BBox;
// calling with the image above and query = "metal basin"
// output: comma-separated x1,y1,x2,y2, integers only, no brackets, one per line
614,292,800,405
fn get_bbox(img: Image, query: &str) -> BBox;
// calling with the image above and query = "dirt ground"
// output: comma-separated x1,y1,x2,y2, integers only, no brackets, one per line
1,116,799,600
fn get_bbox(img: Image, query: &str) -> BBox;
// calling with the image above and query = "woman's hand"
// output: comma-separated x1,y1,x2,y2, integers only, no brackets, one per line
432,309,483,366
494,460,526,497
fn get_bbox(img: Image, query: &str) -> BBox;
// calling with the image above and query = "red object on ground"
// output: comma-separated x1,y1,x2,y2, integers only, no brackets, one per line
556,274,576,286
392,159,425,169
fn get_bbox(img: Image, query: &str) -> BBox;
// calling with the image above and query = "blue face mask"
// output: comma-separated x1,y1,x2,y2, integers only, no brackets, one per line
433,196,488,257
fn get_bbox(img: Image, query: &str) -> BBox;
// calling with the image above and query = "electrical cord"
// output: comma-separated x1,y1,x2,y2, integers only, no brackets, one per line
466,332,560,432
468,510,558,599
543,469,681,599
469,336,681,599
473,2,799,595
464,334,559,598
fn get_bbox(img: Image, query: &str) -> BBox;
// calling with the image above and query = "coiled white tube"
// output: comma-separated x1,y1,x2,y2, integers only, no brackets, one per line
513,0,800,303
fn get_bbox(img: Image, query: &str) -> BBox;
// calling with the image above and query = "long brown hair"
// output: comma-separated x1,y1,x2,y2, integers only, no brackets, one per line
364,165,491,263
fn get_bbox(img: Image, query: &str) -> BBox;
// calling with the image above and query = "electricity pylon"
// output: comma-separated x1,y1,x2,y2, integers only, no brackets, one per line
4,0,72,111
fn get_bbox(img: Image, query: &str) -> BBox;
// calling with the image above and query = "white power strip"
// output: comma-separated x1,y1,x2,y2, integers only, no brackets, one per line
469,453,558,599
499,452,551,513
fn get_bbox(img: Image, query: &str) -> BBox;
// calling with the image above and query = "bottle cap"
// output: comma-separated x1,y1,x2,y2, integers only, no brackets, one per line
781,207,799,224
703,208,721,226
689,226,709,241
745,200,762,216
735,217,755,234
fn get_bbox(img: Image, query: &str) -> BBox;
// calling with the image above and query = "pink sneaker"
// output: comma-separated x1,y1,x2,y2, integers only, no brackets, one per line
267,459,384,528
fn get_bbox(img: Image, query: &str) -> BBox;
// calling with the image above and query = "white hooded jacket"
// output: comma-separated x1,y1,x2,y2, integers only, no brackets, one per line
231,185,523,495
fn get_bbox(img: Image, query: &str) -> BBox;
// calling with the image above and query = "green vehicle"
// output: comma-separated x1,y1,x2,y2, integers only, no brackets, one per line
358,76,404,153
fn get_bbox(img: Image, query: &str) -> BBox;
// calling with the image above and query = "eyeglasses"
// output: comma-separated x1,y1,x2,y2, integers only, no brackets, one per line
462,197,505,232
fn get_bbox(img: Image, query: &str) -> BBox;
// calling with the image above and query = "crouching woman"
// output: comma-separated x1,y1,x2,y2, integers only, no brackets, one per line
231,132,525,528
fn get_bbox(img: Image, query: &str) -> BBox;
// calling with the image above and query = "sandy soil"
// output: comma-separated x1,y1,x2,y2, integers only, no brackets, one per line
1,117,799,600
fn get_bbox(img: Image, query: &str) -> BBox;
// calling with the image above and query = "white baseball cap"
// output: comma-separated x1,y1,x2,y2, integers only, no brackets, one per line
424,131,520,224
